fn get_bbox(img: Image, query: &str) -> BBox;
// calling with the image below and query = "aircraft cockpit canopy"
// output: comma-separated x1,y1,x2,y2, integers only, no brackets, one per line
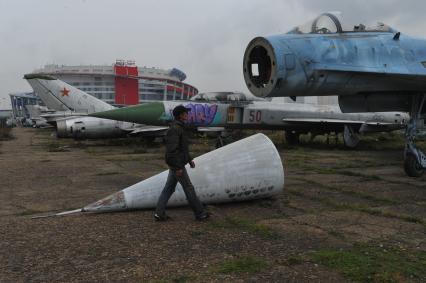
288,12,396,34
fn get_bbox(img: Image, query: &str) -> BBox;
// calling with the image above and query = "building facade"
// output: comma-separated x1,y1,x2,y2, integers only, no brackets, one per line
9,92,41,120
31,60,198,105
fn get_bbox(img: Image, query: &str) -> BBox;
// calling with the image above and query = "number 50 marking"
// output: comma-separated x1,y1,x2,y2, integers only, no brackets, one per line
249,110,262,122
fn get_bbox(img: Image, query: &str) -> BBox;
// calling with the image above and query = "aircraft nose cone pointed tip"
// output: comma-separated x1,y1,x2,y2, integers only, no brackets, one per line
83,191,126,212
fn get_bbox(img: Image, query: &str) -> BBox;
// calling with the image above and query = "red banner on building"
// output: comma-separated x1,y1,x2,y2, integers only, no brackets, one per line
114,65,139,105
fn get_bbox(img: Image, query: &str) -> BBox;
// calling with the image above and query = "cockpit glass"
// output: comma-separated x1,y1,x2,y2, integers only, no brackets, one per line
288,12,395,34
314,15,338,34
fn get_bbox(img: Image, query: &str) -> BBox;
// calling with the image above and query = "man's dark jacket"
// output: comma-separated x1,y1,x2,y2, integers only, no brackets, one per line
165,120,192,170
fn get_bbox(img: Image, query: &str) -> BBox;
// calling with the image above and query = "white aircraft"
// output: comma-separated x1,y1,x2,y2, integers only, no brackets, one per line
93,90,409,148
24,74,167,139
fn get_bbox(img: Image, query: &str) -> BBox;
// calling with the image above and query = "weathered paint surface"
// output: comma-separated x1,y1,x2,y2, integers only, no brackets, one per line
92,101,227,127
162,102,223,126
24,76,165,139
25,75,114,113
83,191,126,212
243,12,426,99
90,99,408,134
82,133,285,213
177,103,218,126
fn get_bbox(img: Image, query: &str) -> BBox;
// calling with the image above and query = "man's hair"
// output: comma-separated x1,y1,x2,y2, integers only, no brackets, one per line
173,105,190,118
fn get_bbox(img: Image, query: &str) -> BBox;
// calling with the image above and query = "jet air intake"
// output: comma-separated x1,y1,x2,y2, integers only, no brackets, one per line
244,37,280,98
243,36,300,98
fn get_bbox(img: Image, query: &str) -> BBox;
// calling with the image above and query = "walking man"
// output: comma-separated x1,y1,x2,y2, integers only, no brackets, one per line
155,105,209,221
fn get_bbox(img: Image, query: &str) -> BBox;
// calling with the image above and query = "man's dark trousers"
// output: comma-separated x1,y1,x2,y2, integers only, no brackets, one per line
155,168,205,218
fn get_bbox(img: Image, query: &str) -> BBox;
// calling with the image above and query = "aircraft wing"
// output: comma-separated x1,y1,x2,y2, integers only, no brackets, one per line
126,126,169,135
282,118,405,134
126,126,225,135
40,112,88,119
364,121,396,126
282,118,365,124
197,127,225,132
282,118,400,126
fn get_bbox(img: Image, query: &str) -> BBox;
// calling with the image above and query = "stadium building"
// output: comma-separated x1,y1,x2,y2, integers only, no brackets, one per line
31,60,198,105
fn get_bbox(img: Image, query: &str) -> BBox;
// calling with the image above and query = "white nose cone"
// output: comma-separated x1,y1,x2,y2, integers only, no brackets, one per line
83,133,284,212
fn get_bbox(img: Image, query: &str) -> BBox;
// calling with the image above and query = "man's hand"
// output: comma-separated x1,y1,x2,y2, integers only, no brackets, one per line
189,160,195,168
175,169,183,177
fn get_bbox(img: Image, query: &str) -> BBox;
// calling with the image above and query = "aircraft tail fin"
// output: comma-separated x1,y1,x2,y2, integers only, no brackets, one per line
24,74,115,113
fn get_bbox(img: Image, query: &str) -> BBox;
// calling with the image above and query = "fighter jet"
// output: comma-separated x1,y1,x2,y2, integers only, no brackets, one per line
242,12,426,177
24,74,167,139
89,91,408,148
23,104,52,128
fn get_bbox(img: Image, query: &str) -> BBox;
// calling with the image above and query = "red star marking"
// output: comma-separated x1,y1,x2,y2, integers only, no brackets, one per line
60,87,70,97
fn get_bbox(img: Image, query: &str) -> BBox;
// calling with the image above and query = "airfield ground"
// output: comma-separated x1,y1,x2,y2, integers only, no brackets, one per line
0,128,425,282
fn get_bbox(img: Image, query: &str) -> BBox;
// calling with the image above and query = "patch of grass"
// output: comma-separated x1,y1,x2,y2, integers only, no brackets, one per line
209,217,280,239
215,256,269,274
287,188,424,225
16,209,43,216
132,147,148,154
280,255,305,266
357,207,424,225
338,170,382,180
311,243,426,282
190,230,206,238
171,275,193,283
328,229,346,239
298,178,399,205
290,162,385,181
256,198,277,208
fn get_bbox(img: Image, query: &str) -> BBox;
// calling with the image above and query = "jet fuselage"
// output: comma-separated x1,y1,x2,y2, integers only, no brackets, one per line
243,15,426,115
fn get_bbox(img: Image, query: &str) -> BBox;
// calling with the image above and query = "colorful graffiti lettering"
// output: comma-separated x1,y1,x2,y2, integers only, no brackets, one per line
169,103,218,126
186,103,218,126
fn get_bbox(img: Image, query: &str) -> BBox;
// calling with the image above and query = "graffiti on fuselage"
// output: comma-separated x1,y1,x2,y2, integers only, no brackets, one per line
169,103,218,126
186,103,218,126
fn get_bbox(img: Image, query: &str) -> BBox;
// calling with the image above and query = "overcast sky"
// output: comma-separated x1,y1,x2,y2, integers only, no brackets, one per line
1,0,426,108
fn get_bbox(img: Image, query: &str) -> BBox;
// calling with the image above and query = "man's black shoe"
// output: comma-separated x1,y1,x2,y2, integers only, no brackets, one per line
196,212,210,221
154,213,171,221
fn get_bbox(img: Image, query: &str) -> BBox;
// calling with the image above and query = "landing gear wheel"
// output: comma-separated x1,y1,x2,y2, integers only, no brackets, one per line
215,131,234,148
403,93,426,177
215,136,224,148
285,131,299,145
404,154,425,177
343,125,360,148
